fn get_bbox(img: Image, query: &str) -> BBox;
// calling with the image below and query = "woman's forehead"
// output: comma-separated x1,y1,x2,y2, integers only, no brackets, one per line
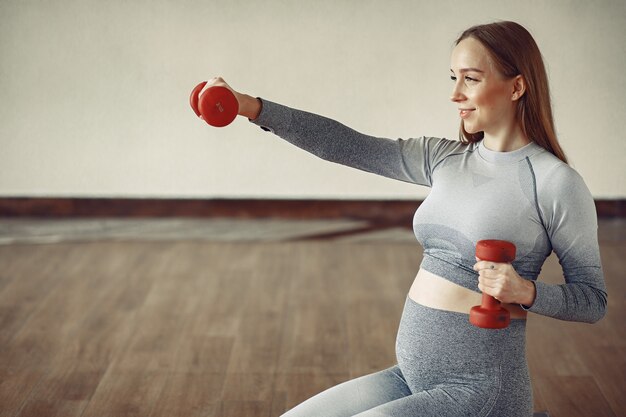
451,38,494,73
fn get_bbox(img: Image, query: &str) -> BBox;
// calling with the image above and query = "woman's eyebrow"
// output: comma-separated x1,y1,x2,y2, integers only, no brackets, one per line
450,68,485,74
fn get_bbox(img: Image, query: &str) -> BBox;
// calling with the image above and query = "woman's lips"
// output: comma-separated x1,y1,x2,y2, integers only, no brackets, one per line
459,109,475,119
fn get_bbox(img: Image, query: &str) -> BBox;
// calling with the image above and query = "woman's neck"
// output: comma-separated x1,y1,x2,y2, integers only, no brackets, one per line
482,124,530,152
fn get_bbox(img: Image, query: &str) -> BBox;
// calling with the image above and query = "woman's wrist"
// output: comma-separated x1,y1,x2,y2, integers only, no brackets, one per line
238,94,262,120
519,280,536,307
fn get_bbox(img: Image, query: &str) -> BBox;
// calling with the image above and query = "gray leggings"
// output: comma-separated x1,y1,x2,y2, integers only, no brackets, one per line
281,297,533,417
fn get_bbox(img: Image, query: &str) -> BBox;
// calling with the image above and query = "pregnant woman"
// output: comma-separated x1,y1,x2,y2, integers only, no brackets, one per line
195,21,607,417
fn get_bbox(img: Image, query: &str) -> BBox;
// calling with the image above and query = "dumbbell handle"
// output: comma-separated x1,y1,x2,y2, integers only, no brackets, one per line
479,292,502,310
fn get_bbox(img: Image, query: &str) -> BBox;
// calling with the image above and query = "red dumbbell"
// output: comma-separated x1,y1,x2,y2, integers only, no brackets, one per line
189,81,239,127
469,239,516,329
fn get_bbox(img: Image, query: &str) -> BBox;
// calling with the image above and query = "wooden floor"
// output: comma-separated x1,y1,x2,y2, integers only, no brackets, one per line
0,222,624,417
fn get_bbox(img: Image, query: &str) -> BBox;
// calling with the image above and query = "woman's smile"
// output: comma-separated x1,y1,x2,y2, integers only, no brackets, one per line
459,108,475,119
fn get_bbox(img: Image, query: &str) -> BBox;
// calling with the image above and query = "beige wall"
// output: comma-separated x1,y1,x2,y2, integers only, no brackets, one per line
1,0,624,199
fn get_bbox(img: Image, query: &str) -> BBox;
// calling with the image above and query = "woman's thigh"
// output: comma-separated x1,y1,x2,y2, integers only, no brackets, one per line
351,377,532,417
280,365,411,417
352,386,488,417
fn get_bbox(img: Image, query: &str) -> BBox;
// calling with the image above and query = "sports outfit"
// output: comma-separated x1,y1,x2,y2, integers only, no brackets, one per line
249,99,607,417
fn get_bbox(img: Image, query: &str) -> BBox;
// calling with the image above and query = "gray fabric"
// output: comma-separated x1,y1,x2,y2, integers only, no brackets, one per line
282,297,533,417
251,99,607,323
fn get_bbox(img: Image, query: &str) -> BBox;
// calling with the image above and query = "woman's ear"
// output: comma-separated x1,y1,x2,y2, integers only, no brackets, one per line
511,75,526,101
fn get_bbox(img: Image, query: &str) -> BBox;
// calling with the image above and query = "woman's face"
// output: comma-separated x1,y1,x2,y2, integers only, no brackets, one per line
450,38,517,137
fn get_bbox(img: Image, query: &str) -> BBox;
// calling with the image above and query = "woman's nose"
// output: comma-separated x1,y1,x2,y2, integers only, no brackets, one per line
450,83,465,102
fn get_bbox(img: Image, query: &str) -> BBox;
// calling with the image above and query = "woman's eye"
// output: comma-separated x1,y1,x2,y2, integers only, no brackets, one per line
450,75,479,82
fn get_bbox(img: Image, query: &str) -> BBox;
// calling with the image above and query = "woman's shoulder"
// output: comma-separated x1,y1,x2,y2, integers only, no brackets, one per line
402,136,473,162
529,149,585,187
529,149,594,210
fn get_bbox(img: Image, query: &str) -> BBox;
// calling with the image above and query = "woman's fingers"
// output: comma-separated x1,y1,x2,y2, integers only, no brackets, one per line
200,76,233,96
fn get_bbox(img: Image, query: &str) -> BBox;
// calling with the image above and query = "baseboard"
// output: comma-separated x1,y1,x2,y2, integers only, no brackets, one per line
0,198,420,224
0,197,623,220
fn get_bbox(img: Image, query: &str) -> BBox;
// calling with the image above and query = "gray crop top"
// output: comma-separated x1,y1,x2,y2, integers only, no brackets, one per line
250,99,607,323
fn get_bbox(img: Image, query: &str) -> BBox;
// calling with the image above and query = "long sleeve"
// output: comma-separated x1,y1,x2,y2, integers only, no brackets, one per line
250,99,465,187
524,162,608,323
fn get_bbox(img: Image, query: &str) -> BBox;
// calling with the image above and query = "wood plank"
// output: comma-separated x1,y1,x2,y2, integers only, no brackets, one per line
218,401,269,417
277,243,350,375
576,345,626,416
340,243,414,377
78,242,225,416
224,243,290,375
15,367,106,417
148,373,223,417
0,244,76,348
0,369,45,417
533,375,617,417
8,242,170,417
273,372,351,415
79,370,168,417
1,242,145,416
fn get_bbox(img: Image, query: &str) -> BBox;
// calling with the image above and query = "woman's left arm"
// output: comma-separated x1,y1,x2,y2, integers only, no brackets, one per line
523,163,606,323
475,162,607,323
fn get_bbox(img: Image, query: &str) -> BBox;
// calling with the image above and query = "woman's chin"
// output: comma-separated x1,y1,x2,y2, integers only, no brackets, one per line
463,122,481,135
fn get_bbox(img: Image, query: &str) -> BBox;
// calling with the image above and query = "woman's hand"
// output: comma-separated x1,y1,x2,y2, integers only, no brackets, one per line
473,259,536,306
201,77,262,120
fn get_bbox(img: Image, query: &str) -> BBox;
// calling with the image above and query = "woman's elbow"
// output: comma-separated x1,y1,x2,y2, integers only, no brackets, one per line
585,292,608,324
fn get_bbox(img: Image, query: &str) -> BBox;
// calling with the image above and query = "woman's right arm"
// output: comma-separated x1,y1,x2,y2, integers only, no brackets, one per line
203,77,464,187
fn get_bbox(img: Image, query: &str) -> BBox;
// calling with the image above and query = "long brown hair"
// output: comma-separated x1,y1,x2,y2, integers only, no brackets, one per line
455,21,568,164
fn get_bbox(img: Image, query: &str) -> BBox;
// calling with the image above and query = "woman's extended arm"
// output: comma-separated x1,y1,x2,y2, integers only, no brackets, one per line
201,77,466,187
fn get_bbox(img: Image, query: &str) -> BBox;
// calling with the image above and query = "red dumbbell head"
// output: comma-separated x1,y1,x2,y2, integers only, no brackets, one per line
199,86,238,127
189,81,206,117
475,239,516,263
190,82,239,127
